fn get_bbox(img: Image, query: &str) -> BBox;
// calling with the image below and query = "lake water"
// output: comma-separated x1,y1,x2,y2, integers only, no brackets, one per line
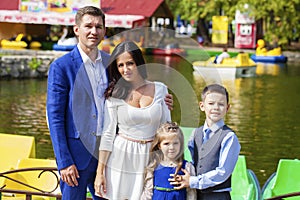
0,54,299,188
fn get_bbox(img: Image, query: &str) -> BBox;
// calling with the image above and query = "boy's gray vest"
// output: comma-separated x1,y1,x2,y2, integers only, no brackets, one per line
194,125,232,193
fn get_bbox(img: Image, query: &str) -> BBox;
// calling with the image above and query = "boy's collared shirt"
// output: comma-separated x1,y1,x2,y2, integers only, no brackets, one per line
188,119,241,191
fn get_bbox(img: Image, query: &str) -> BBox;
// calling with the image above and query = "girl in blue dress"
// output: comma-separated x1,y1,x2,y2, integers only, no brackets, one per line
141,122,196,200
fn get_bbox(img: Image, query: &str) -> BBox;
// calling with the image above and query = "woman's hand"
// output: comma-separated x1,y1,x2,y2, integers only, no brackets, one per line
95,150,110,197
94,173,107,197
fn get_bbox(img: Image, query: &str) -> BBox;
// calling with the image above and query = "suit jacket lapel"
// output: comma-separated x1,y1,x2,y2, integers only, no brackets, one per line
72,47,94,101
100,51,110,84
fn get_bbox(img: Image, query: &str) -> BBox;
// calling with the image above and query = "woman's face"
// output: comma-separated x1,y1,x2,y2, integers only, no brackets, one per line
116,52,142,83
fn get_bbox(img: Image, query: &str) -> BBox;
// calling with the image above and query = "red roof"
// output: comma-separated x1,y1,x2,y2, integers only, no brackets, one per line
101,0,164,17
0,0,19,10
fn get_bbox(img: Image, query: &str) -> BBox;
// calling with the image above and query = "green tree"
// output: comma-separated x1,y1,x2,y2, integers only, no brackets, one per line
166,0,239,45
248,0,300,46
166,0,300,47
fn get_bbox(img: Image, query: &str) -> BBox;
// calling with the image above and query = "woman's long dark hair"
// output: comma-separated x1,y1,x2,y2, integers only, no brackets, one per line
104,41,147,99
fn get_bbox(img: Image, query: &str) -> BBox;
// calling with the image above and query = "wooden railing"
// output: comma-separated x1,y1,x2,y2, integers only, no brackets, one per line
0,167,92,200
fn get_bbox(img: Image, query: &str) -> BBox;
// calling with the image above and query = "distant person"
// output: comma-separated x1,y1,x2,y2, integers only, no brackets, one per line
215,48,230,64
187,23,193,36
141,122,196,200
266,35,279,50
197,35,204,45
179,24,187,35
94,41,172,199
170,84,241,200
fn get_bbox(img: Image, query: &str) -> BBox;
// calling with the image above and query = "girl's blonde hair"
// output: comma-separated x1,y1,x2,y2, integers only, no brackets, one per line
145,122,185,176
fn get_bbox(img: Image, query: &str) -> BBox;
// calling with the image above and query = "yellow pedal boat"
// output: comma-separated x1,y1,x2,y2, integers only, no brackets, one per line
193,53,257,79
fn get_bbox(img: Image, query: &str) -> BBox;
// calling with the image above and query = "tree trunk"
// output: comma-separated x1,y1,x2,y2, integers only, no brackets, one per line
197,18,211,45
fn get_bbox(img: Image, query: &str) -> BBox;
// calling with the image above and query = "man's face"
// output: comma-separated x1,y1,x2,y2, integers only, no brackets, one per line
74,14,106,52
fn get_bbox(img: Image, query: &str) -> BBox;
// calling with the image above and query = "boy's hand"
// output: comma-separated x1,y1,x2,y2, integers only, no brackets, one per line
169,168,190,189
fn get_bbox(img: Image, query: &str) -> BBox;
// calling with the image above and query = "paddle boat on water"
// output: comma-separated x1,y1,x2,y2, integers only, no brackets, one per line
98,36,145,54
261,159,300,200
1,34,27,49
180,127,261,200
1,34,42,50
150,43,186,56
193,53,257,79
52,27,77,51
250,39,287,63
1,34,37,49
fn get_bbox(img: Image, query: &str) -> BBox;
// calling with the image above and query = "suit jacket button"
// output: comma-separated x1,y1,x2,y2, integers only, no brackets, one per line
91,132,96,136
92,115,96,118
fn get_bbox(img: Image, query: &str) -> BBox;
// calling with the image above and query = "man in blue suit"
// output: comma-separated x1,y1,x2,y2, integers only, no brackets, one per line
47,6,109,199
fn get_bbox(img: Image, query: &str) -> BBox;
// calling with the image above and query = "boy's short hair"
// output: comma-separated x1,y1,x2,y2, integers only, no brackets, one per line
201,84,229,104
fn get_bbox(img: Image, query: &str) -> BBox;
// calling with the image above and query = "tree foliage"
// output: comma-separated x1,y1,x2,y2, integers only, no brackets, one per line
166,0,300,46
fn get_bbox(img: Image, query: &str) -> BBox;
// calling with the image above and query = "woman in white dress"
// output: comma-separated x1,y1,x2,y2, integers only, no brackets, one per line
94,41,171,200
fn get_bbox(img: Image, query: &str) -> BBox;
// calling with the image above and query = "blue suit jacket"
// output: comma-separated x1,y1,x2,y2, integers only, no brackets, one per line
46,47,110,171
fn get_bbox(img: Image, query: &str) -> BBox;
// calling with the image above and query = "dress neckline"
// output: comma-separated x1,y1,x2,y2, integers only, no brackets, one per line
122,82,157,109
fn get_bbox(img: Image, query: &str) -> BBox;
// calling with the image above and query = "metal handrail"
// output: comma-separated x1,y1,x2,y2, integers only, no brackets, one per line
0,167,60,199
0,167,59,193
0,167,93,200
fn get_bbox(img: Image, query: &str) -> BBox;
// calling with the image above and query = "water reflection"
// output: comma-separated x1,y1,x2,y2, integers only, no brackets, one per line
256,62,286,76
0,79,53,158
0,58,299,187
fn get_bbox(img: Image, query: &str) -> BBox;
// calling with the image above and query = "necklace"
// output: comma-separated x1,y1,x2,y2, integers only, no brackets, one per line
161,160,178,167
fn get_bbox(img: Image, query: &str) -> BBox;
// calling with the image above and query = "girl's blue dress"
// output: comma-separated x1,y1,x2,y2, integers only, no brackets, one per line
153,160,187,200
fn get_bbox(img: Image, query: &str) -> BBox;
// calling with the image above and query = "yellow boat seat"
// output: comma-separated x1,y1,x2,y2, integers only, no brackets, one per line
1,158,60,200
0,133,35,172
0,133,36,198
